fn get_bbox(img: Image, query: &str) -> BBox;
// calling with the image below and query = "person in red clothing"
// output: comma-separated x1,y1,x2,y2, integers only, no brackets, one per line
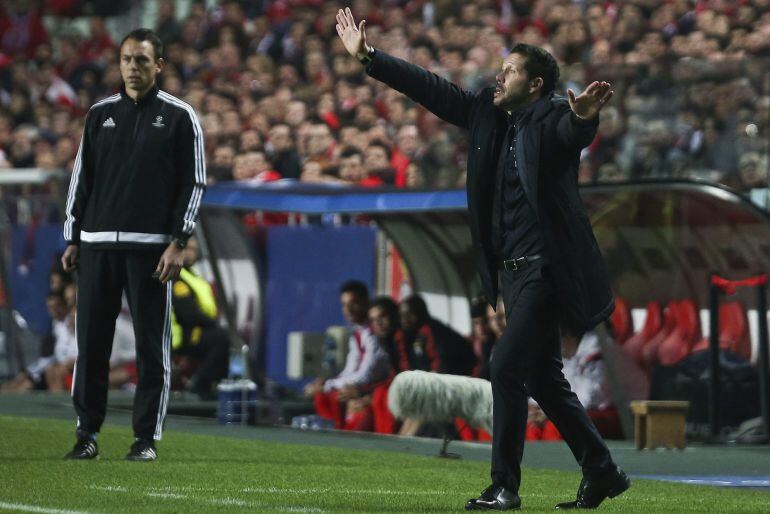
364,140,396,185
304,281,391,431
395,295,476,376
0,1,48,59
366,296,402,434
394,294,477,436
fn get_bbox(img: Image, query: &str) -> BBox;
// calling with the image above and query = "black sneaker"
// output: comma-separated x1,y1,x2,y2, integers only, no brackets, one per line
64,438,99,460
125,439,157,461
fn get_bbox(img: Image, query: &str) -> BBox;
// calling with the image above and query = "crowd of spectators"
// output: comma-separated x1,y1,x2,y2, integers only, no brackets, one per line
1,0,769,195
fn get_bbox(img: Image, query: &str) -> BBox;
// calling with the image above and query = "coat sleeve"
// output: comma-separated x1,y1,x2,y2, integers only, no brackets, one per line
63,111,94,245
172,106,206,243
366,50,475,130
555,107,599,150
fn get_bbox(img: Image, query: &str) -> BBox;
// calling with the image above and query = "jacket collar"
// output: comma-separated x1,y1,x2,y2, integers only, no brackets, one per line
120,83,159,106
532,91,559,122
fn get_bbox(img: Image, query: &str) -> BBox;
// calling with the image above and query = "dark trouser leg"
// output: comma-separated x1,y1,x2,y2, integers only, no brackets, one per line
490,270,553,492
526,328,614,478
73,248,124,434
123,248,170,441
490,264,614,493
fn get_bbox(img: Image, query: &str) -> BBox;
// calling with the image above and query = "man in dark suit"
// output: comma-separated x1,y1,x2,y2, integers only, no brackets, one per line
335,7,629,511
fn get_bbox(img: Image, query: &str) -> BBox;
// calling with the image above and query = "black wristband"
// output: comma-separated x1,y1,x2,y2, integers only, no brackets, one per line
358,47,375,65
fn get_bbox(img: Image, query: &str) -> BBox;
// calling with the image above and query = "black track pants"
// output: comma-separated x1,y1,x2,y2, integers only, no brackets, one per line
72,247,171,440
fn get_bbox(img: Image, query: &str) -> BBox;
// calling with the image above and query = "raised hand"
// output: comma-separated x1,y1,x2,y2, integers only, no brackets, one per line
567,81,614,120
335,7,370,60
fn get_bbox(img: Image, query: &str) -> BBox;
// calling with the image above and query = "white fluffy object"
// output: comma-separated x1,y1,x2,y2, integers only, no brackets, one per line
387,370,493,433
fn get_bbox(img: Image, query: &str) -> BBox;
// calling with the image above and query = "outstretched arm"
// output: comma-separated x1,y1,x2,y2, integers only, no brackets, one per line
335,7,475,129
556,81,614,149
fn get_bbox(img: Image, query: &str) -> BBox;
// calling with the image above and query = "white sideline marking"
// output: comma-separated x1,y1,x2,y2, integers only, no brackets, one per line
90,486,127,493
242,487,446,496
88,485,325,513
146,493,186,500
0,502,92,514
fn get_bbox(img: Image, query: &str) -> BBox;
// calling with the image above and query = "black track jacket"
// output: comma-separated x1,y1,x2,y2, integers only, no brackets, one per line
64,85,205,249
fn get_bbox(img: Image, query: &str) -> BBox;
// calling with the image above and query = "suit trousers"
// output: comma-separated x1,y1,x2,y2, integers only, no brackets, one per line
490,261,613,492
72,247,171,441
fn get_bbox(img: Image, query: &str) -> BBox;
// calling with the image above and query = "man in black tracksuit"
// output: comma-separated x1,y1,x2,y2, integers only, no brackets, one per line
61,29,205,462
336,7,630,511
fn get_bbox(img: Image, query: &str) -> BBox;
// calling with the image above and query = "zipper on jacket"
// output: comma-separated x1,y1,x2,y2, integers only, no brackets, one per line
131,103,142,143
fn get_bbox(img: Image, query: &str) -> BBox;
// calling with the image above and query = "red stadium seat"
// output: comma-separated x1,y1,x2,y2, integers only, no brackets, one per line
691,301,751,361
658,299,701,366
610,297,633,344
640,300,679,368
623,301,663,363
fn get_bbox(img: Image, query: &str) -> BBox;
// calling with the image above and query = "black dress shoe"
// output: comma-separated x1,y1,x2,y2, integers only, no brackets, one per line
555,465,630,509
466,485,521,511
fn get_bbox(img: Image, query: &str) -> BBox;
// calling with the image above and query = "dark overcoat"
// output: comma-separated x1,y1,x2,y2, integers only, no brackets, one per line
366,51,614,331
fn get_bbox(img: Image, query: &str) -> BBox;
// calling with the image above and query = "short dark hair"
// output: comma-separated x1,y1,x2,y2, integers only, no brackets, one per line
402,294,430,324
120,28,164,60
367,139,392,160
371,295,399,323
509,43,559,95
340,280,369,299
339,146,363,160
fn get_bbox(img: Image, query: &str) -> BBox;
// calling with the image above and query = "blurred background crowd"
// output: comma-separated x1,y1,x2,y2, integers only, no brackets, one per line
1,0,769,194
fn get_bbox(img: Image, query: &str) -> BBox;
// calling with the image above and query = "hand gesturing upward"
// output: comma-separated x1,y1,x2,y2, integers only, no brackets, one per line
567,81,614,120
335,7,371,60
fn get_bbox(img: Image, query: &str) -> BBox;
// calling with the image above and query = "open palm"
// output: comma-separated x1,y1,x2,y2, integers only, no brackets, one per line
567,81,614,120
335,7,369,59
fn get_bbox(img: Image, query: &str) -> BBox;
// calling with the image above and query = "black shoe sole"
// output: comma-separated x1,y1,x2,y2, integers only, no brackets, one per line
607,476,631,499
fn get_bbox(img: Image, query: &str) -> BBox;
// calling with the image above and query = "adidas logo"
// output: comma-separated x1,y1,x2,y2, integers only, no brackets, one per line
102,117,116,128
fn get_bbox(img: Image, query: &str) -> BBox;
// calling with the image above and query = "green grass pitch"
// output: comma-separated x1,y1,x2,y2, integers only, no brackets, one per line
1,416,768,513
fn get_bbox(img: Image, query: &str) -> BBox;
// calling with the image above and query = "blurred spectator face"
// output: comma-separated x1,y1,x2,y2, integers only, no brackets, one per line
50,271,68,294
183,237,200,267
306,124,333,157
364,144,389,172
213,146,235,167
63,283,77,310
46,295,68,321
399,302,421,333
269,125,293,152
221,110,242,138
340,290,368,325
405,163,425,188
369,305,394,338
55,138,74,167
340,152,365,182
354,104,378,127
240,129,262,152
158,0,175,20
163,74,183,96
494,52,540,109
300,160,323,182
285,101,307,127
396,125,420,156
120,38,163,97
332,55,361,79
36,150,57,170
278,65,300,88
471,314,491,341
233,154,257,180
